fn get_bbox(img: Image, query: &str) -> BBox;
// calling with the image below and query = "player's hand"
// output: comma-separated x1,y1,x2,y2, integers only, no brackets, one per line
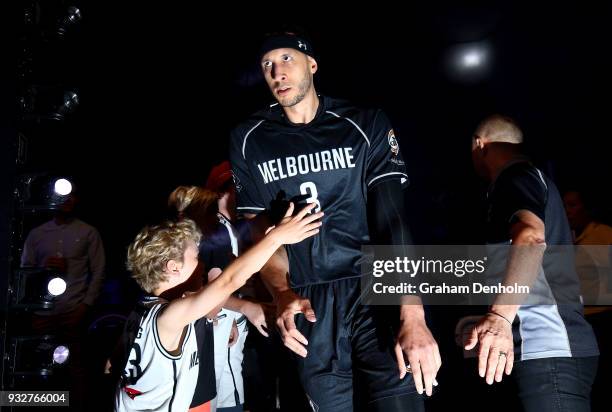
395,318,441,396
266,202,323,245
464,313,514,384
275,289,316,357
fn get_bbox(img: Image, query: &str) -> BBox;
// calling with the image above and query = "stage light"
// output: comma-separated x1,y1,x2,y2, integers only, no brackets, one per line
51,91,80,121
12,269,67,310
53,179,72,196
47,277,67,297
443,41,492,83
57,6,82,37
52,346,70,365
462,50,483,67
20,86,80,122
9,336,70,376
456,46,487,70
17,174,74,210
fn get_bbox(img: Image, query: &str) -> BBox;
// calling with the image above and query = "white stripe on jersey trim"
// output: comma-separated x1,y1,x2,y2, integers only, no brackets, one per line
367,172,409,186
237,206,265,211
535,168,548,190
152,305,192,360
242,120,266,159
325,110,371,146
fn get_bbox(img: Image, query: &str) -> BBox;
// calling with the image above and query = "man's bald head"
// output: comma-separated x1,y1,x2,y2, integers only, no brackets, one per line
475,114,523,144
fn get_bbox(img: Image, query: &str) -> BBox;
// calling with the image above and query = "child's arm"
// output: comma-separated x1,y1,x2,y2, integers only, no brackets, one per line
157,203,322,350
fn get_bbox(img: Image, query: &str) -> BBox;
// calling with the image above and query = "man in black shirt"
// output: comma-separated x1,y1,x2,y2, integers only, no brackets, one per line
467,114,598,411
230,32,440,411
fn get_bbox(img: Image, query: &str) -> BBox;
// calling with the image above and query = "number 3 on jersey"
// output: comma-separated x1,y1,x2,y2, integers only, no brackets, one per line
300,181,321,212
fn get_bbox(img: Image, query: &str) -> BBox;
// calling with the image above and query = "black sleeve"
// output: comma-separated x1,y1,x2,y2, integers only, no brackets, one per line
495,167,547,225
199,231,234,272
229,127,267,216
368,180,420,299
368,179,413,245
365,110,409,189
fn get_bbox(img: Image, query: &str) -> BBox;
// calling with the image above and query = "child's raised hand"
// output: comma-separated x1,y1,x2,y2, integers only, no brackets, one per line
266,202,323,245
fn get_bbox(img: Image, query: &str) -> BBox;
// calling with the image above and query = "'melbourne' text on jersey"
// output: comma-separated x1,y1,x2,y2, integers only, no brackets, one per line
256,147,356,184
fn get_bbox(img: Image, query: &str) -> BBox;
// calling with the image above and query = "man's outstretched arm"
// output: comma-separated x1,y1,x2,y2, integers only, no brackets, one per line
369,179,441,397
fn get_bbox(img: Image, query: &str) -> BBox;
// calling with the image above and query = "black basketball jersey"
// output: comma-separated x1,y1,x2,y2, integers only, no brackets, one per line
230,96,408,287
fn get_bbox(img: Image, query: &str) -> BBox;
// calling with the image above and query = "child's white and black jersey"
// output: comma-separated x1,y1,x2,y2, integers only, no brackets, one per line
115,297,200,412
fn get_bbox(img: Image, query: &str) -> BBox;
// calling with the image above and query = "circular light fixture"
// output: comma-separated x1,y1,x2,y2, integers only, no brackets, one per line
47,277,67,296
462,50,483,68
53,179,72,196
53,346,70,364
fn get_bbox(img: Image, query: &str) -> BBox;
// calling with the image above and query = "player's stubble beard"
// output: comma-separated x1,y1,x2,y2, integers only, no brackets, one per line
278,72,313,108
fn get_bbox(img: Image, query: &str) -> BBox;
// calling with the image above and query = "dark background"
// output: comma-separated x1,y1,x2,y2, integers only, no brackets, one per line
14,1,612,279
5,1,612,410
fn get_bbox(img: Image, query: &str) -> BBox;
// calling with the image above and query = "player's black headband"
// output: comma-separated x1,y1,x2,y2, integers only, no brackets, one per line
259,34,315,60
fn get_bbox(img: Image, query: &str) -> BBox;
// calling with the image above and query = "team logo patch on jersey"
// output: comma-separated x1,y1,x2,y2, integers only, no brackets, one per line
388,129,399,156
387,129,404,165
233,174,243,192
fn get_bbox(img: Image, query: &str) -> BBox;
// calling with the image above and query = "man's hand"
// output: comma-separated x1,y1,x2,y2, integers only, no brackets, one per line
395,316,441,396
464,313,514,384
242,300,274,337
275,289,316,357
